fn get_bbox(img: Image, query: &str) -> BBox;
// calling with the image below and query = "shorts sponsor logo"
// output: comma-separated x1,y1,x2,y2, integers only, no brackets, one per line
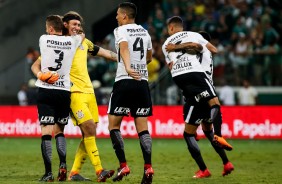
136,108,150,116
76,110,84,119
58,117,69,124
40,116,54,123
195,90,210,102
114,107,130,115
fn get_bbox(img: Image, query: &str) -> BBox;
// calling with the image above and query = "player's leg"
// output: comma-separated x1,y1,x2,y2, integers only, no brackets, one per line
135,117,154,184
202,122,234,176
52,89,71,181
37,88,55,182
208,97,233,150
69,93,114,182
109,114,130,182
183,102,211,178
40,125,55,182
53,124,67,181
108,80,132,182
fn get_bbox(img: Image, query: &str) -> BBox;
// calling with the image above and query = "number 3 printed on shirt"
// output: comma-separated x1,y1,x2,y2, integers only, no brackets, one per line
48,50,63,71
133,37,144,60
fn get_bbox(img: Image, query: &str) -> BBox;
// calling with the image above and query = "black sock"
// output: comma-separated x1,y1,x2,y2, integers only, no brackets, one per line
183,132,207,171
210,105,222,136
204,130,229,164
138,130,152,165
41,135,52,174
55,133,66,165
110,129,126,163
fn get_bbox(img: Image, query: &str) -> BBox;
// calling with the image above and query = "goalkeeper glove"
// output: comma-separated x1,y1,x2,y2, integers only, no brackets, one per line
37,71,59,84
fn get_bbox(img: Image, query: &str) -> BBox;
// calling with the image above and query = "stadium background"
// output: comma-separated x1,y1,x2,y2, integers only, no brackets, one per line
0,0,281,139
0,1,282,183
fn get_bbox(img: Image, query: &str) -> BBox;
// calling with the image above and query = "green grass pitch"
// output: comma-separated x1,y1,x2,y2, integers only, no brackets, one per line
0,138,281,184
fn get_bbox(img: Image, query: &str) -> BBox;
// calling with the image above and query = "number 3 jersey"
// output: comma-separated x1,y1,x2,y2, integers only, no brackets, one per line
114,23,152,82
162,31,208,78
36,34,82,91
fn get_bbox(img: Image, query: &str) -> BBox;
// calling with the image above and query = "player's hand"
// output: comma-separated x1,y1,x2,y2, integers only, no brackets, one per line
165,43,176,52
126,68,141,81
37,71,59,84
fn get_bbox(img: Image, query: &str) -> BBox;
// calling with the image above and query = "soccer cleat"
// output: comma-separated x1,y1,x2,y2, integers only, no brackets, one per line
112,165,131,182
39,172,54,182
193,169,211,178
97,169,115,182
213,135,233,151
141,167,154,184
222,161,234,176
57,163,67,181
68,171,92,181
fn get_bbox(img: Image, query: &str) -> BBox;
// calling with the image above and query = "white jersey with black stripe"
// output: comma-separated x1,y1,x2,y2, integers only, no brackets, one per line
162,31,208,78
114,23,152,82
36,34,82,91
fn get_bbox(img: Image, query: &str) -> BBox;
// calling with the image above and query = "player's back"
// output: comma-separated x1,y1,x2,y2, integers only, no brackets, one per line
114,24,152,81
37,34,81,91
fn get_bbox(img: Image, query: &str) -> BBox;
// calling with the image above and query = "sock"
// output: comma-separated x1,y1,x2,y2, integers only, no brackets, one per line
55,133,66,165
71,139,88,173
183,132,207,171
210,105,222,136
204,130,229,164
84,136,103,173
110,129,126,164
41,135,52,174
138,130,152,166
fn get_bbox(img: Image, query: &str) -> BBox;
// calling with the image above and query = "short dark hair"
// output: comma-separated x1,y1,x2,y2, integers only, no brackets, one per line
198,31,211,41
167,16,183,27
119,2,137,19
46,15,63,32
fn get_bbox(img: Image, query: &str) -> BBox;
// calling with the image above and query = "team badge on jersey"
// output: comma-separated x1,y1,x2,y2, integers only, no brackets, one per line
76,110,84,119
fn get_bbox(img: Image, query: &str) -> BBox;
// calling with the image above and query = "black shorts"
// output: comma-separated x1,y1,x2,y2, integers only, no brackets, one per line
108,79,152,117
37,88,71,125
183,100,211,125
173,72,217,104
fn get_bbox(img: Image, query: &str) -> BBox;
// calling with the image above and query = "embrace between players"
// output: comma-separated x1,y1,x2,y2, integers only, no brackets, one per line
31,2,233,183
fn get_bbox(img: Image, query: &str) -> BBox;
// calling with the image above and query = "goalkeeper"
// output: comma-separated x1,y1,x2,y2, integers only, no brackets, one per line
31,15,84,182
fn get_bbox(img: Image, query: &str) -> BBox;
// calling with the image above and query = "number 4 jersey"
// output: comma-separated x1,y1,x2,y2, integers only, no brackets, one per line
36,34,82,91
114,23,152,81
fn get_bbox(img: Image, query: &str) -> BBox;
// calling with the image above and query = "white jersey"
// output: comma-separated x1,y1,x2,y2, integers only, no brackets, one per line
162,31,208,78
114,23,152,81
36,34,82,91
201,46,213,84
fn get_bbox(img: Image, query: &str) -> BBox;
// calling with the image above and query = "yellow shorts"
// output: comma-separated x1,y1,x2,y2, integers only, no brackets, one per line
70,92,99,126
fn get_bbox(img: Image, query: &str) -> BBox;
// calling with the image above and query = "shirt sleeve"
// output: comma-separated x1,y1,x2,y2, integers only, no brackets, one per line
72,35,83,48
114,27,128,44
162,41,171,64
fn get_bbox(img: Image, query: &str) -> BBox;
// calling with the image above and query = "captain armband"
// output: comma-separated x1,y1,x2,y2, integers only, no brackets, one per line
88,45,100,56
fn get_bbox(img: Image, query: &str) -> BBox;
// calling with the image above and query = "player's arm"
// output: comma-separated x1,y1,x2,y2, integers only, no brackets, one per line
120,41,141,80
206,42,217,54
31,57,59,84
146,49,153,64
31,57,41,77
165,42,203,53
96,47,117,62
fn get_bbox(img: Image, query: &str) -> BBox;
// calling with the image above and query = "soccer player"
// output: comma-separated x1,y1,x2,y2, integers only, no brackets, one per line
108,2,154,184
62,11,116,182
31,15,84,182
165,30,234,178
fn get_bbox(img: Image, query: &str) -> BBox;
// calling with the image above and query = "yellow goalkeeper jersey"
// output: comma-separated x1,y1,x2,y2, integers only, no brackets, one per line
70,38,94,93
